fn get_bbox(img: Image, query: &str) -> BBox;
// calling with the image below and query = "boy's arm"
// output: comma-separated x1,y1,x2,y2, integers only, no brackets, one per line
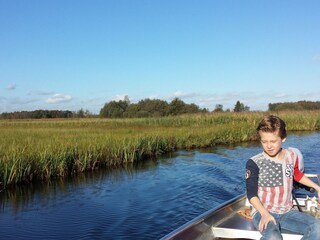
246,159,276,232
298,175,320,203
292,150,320,203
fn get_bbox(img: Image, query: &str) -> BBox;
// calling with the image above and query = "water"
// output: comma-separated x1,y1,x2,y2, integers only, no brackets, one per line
0,132,319,239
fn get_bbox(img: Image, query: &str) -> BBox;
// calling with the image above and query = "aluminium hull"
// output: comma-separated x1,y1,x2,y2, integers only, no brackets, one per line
160,193,304,240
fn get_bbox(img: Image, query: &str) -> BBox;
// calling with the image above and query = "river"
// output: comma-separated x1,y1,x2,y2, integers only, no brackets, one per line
0,132,319,239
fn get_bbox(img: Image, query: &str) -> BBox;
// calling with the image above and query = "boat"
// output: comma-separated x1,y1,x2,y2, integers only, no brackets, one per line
160,174,320,240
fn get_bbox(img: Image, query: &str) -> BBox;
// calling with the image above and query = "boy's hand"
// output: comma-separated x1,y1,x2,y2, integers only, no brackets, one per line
259,212,277,232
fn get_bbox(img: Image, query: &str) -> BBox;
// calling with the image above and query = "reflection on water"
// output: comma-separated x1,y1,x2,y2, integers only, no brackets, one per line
0,157,167,214
0,132,319,240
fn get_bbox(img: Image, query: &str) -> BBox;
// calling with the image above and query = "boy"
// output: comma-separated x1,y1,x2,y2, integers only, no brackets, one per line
246,115,320,239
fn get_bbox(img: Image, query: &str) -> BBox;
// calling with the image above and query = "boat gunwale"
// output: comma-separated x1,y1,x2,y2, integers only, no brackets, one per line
160,193,246,240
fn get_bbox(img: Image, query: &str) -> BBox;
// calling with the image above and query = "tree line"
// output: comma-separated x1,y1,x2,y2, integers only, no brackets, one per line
268,101,320,111
99,97,208,118
1,99,318,119
0,109,92,119
99,97,251,118
0,99,253,119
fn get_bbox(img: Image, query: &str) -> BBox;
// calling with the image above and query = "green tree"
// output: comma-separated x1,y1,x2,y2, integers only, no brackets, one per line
184,103,203,113
166,98,207,115
123,103,140,118
233,101,250,112
213,104,224,112
77,108,85,117
100,100,129,118
167,98,187,115
137,99,168,117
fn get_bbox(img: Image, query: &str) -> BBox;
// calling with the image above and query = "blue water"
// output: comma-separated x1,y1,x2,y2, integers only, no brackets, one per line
0,132,319,239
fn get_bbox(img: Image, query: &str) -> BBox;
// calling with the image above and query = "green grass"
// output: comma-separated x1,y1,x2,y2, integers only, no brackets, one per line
1,111,320,189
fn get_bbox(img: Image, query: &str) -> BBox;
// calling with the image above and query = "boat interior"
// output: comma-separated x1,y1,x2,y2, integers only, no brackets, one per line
211,195,303,240
161,174,320,240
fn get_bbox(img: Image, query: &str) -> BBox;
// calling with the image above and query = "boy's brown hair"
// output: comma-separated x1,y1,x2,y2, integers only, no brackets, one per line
256,115,287,139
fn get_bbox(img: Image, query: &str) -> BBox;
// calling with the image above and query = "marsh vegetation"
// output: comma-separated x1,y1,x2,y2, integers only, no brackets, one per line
1,111,320,189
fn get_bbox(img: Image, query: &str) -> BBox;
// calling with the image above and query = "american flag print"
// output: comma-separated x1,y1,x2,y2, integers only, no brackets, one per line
251,150,297,214
258,160,283,187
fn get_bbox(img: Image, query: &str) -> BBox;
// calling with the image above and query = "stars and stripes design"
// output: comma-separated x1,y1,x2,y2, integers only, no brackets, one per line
258,160,283,187
252,154,295,214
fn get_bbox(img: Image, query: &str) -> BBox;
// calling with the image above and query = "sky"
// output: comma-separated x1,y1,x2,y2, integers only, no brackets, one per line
1,0,320,114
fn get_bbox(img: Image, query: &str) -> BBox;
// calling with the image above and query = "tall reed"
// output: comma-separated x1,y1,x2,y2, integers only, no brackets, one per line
1,111,320,189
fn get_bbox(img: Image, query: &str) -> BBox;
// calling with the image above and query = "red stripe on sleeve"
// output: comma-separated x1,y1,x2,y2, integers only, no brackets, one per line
294,156,304,181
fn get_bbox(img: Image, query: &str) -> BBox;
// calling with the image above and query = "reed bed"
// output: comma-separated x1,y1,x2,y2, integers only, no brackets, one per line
1,111,320,189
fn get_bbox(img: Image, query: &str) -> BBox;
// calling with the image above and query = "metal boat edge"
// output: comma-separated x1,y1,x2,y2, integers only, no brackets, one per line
160,193,246,240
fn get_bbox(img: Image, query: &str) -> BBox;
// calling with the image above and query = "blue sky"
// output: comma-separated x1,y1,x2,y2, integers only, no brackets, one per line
1,0,320,114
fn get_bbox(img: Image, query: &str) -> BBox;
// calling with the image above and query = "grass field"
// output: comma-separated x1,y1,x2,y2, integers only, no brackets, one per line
1,111,320,189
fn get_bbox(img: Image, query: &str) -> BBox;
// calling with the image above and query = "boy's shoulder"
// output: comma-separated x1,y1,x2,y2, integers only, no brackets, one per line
287,147,304,172
287,147,302,156
250,152,264,161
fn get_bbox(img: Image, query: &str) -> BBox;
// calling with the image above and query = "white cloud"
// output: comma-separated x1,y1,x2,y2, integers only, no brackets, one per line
274,93,288,98
46,94,72,103
6,83,16,90
173,91,198,99
112,94,129,101
28,90,55,96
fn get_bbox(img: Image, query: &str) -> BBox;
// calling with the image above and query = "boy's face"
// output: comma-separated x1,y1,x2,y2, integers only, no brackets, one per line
259,130,286,158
